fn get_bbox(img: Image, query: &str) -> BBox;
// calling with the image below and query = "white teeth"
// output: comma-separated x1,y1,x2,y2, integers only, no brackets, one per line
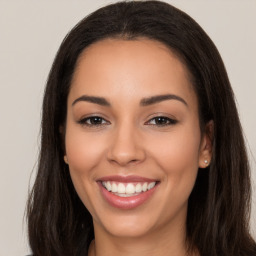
142,182,147,192
148,182,156,190
112,183,118,192
102,181,157,196
106,181,111,191
126,183,135,194
135,183,142,193
117,183,126,193
117,193,138,197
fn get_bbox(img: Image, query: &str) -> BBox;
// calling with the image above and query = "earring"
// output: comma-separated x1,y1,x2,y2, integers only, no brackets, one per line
204,159,209,165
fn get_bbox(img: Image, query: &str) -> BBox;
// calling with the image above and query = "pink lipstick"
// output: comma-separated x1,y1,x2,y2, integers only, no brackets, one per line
97,175,159,209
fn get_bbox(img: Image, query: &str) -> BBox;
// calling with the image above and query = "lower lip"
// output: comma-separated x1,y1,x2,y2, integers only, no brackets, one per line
98,182,158,209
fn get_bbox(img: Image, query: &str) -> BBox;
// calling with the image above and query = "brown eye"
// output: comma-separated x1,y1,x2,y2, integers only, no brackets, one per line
88,117,104,125
146,116,177,126
78,116,109,126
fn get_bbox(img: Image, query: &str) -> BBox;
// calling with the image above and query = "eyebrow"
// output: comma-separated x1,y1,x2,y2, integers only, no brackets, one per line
72,95,110,106
72,94,187,107
140,94,188,107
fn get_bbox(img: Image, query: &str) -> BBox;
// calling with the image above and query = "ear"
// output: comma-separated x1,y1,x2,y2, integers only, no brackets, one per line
198,120,214,168
64,155,69,164
59,125,68,164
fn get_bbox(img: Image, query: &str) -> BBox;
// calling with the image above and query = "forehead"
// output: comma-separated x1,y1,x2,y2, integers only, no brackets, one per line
69,38,197,109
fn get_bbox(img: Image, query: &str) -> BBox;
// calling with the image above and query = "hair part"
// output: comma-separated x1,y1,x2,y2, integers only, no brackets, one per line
27,1,256,255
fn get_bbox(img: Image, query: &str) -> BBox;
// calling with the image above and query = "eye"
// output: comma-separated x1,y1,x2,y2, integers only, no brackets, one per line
78,116,109,127
146,116,177,126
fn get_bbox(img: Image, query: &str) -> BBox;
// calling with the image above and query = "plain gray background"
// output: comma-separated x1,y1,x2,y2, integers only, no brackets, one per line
0,1,255,255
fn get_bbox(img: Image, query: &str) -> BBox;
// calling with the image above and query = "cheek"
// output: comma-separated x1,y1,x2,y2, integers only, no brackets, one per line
152,125,200,159
65,125,105,173
149,128,201,218
149,125,201,189
64,123,106,201
64,125,108,217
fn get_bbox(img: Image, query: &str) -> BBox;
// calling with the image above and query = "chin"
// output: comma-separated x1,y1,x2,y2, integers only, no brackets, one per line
94,212,157,238
105,222,153,238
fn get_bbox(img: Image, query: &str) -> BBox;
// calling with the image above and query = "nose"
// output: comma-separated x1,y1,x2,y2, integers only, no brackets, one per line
106,123,146,166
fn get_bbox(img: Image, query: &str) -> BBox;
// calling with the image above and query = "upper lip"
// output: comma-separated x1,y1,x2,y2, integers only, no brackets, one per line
98,175,158,183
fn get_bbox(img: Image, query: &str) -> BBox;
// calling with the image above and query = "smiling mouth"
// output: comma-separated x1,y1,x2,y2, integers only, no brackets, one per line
98,175,160,209
101,181,157,197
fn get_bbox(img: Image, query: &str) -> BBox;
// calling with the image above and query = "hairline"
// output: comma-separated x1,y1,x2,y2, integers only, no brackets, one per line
69,36,205,131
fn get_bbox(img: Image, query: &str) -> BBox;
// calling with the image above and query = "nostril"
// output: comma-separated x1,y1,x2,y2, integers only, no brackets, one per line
106,133,146,165
108,157,141,166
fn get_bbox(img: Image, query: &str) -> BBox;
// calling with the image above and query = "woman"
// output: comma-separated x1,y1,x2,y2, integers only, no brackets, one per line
26,1,256,255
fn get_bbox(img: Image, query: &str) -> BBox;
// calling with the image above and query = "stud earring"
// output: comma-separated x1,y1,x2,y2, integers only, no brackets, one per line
204,159,209,165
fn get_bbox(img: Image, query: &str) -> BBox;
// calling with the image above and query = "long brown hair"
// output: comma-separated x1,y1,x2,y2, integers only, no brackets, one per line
27,1,256,255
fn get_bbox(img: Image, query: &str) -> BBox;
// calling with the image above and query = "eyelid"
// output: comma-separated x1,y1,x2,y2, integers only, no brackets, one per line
76,113,178,128
77,115,111,127
145,114,178,126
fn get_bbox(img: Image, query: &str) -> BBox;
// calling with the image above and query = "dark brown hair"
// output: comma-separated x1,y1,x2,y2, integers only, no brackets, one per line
27,1,256,255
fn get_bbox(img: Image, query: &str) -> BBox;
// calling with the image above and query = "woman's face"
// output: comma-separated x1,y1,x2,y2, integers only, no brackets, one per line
65,39,211,239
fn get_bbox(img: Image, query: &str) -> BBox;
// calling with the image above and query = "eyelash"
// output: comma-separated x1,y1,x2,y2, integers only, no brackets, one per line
78,116,177,127
78,116,109,127
145,116,178,126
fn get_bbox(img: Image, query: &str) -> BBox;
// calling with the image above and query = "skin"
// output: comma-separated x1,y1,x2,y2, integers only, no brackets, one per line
64,38,212,256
